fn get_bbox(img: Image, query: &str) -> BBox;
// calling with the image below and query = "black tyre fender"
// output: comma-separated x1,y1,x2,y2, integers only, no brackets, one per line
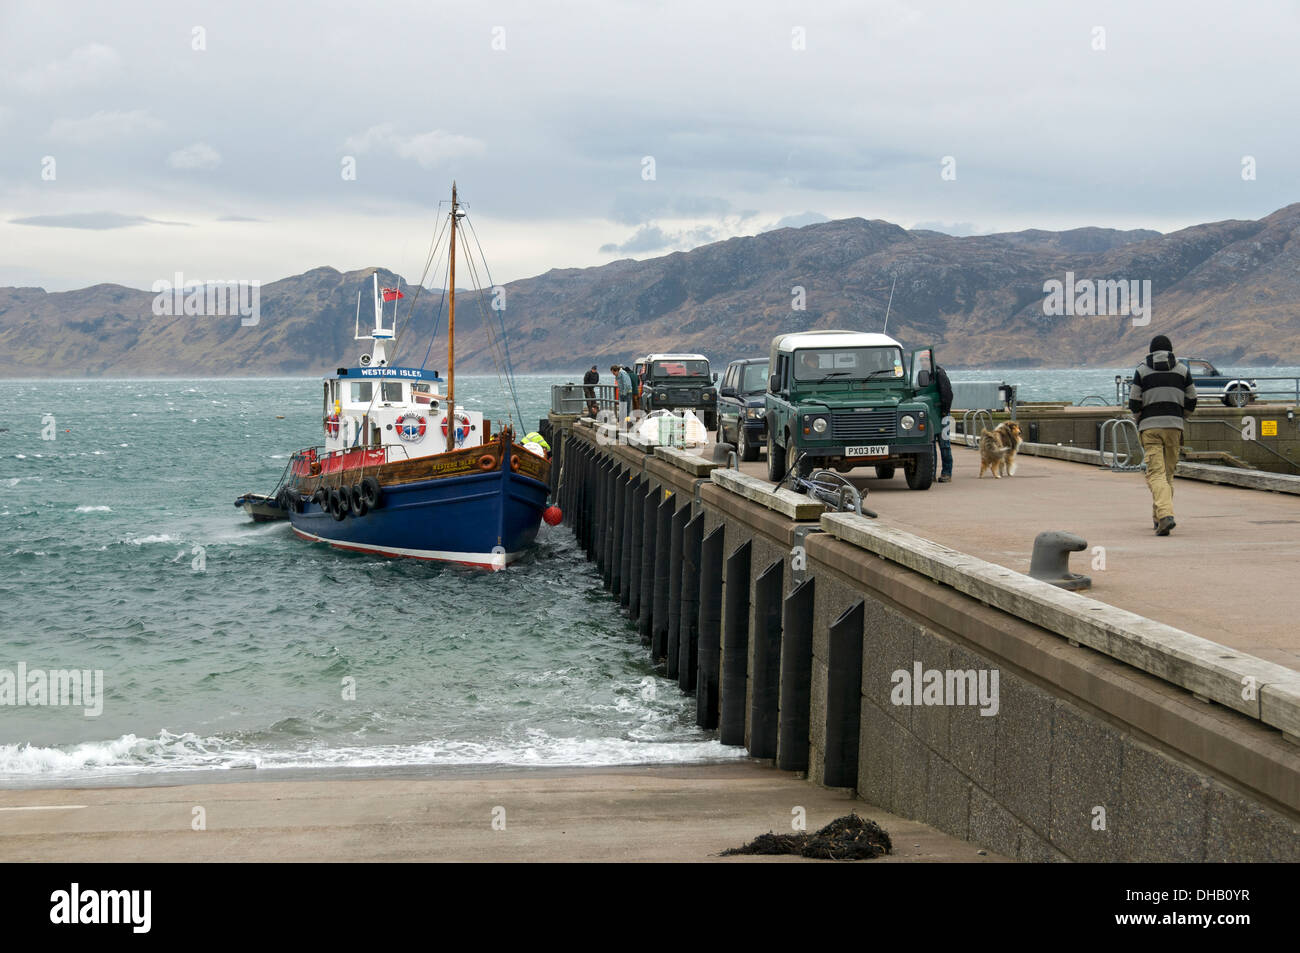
313,488,330,514
360,475,382,509
349,483,369,517
329,487,349,520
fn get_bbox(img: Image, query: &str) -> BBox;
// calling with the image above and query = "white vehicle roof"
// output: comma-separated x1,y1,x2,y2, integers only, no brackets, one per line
771,331,903,352
644,353,709,362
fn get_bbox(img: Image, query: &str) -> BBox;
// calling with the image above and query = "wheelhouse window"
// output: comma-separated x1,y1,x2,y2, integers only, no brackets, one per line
651,360,709,378
792,347,904,381
381,381,404,403
411,382,434,404
350,381,373,403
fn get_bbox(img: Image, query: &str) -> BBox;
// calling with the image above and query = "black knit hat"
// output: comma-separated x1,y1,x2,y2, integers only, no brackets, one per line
1150,334,1172,352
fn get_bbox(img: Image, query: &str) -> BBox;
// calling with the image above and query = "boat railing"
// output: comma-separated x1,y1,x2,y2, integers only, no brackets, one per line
288,443,416,484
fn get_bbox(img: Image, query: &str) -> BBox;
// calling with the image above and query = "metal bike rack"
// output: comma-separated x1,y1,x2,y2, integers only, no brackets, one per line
961,409,994,448
1098,417,1145,471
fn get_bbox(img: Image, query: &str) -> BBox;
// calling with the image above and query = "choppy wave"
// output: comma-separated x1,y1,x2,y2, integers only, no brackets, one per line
0,729,746,781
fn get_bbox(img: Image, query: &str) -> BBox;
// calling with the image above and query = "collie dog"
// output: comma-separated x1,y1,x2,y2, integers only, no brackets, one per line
978,421,1023,478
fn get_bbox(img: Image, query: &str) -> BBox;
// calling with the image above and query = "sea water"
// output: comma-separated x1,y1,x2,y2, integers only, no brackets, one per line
0,367,1290,785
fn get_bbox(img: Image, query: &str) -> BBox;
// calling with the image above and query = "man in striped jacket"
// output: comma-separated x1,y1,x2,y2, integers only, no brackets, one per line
1128,334,1197,536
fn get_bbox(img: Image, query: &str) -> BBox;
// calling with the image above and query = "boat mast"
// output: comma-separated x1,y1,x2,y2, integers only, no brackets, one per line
447,183,457,452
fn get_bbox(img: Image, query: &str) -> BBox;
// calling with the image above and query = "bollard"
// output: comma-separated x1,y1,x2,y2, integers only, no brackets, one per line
777,578,815,772
695,526,724,726
749,560,784,760
1028,530,1092,591
651,498,674,662
666,505,689,679
824,601,864,788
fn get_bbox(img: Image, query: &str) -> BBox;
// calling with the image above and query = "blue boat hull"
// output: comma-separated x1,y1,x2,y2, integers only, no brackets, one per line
288,465,549,569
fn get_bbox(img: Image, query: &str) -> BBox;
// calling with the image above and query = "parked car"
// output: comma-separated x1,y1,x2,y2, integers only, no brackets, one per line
1183,358,1258,407
764,331,940,490
638,353,719,429
717,358,769,461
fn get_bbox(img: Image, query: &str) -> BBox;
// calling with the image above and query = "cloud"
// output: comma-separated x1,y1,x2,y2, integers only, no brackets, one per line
343,123,485,169
17,44,122,93
910,221,986,236
218,215,266,222
599,223,726,254
48,109,163,145
9,212,189,230
609,192,734,226
168,142,222,170
764,211,830,231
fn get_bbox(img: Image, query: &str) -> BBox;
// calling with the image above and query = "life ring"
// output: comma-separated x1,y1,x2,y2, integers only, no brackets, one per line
510,455,521,471
395,413,427,443
325,414,340,438
441,412,471,446
478,454,495,471
360,476,382,509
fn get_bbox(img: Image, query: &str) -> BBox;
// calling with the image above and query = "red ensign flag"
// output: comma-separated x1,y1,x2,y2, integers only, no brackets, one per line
382,288,404,301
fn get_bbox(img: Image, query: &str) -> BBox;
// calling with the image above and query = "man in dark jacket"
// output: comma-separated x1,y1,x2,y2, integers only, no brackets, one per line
582,365,599,416
1128,334,1197,535
934,364,954,482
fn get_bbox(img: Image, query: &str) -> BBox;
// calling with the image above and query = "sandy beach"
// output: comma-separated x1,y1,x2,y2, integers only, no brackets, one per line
0,761,1004,862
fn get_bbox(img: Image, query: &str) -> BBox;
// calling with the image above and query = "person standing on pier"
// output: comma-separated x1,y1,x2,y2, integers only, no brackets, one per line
583,364,600,417
934,363,954,482
1128,334,1197,536
615,364,634,425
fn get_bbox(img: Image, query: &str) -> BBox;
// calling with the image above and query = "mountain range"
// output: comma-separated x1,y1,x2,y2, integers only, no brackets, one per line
4,203,1300,377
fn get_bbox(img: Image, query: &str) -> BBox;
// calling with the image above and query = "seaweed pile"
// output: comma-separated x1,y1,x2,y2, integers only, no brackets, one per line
721,813,892,861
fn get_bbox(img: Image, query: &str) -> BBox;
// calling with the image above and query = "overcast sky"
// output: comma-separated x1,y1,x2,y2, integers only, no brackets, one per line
1,0,1296,292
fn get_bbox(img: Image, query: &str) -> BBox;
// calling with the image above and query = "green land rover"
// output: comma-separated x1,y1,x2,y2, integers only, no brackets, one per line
638,352,720,430
764,331,941,491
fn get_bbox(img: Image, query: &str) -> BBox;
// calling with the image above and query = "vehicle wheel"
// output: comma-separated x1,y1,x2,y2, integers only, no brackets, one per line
874,465,896,480
704,411,718,431
767,430,786,483
739,426,760,462
1226,387,1250,408
905,448,934,490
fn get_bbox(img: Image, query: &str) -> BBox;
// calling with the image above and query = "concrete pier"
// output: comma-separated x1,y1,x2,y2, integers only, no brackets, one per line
549,414,1300,862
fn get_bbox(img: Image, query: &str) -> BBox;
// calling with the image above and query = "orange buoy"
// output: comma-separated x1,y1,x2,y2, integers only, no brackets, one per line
542,505,562,526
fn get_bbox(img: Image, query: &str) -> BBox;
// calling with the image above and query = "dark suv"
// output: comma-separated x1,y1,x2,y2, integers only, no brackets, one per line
639,353,719,429
717,358,769,461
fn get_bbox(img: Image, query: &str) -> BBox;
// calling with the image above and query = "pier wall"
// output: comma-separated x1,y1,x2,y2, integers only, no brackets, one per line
972,404,1300,473
549,414,1300,861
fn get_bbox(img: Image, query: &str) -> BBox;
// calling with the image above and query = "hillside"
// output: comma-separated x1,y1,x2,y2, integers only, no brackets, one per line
3,204,1299,376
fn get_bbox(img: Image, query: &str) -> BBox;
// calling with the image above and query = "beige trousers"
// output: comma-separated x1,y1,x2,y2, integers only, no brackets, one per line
1140,428,1182,521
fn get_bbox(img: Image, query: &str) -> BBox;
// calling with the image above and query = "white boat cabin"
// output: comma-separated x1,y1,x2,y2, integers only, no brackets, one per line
321,274,485,458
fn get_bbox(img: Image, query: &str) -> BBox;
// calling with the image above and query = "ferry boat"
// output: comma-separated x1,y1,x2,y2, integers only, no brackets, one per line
244,185,555,569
